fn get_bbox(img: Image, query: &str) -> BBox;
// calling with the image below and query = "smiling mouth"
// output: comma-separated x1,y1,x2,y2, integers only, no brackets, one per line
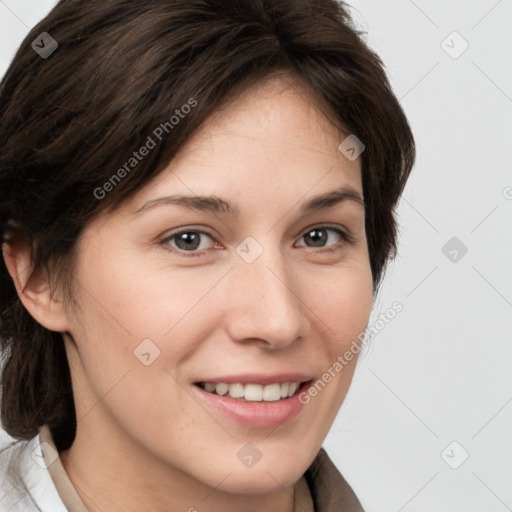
194,380,312,403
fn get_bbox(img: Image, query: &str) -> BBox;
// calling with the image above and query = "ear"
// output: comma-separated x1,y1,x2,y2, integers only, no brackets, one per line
2,229,71,333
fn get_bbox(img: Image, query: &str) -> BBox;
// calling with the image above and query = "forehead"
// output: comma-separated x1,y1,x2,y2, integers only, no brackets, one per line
181,74,355,168
121,74,364,219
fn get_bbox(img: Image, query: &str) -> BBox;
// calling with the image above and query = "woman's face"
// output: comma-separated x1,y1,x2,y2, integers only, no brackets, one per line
62,76,374,495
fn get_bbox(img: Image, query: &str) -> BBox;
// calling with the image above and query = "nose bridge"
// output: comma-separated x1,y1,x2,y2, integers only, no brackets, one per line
224,235,310,347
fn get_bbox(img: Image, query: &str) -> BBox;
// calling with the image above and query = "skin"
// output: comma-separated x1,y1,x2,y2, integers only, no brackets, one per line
3,74,374,512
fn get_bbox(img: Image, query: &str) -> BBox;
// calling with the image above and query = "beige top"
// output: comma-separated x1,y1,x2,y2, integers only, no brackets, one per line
38,424,316,512
39,425,88,512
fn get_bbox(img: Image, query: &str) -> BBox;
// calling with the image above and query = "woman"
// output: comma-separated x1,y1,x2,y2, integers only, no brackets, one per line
0,0,415,510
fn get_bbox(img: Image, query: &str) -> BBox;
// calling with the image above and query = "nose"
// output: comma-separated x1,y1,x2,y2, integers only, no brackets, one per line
223,242,312,350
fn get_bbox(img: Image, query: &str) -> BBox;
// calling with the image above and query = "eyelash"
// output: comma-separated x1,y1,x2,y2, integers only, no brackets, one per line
159,225,355,258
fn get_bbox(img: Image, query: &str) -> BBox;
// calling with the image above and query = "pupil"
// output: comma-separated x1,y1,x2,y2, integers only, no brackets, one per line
307,229,326,247
176,232,200,250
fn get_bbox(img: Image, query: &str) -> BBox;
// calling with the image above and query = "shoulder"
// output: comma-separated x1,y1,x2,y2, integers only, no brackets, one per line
0,429,66,512
304,447,365,512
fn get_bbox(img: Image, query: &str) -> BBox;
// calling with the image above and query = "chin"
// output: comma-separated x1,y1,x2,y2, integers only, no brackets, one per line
208,469,300,495
195,449,308,493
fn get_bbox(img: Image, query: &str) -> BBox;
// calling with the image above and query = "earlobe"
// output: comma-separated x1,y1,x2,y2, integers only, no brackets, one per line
1,236,71,333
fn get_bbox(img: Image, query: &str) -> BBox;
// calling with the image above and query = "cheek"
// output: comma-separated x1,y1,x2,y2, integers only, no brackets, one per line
302,267,373,429
68,246,229,406
311,264,374,354
73,243,209,339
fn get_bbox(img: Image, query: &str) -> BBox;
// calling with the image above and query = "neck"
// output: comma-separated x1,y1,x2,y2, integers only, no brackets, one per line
59,420,297,512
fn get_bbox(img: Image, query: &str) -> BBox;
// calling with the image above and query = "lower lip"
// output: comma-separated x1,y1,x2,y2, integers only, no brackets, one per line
191,381,313,428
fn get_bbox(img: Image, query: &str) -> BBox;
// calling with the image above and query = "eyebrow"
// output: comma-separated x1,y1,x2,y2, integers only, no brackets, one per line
131,185,365,217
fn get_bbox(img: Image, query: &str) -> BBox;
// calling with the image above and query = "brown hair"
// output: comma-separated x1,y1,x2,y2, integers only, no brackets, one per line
0,0,415,451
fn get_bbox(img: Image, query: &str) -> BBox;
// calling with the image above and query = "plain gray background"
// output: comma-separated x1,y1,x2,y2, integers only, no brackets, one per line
1,1,511,511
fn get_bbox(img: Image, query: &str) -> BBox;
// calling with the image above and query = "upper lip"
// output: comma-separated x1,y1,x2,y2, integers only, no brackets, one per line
194,373,315,386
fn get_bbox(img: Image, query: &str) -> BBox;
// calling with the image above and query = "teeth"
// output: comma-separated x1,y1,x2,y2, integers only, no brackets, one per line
288,382,298,396
228,383,245,398
215,383,229,396
199,381,303,401
244,384,263,401
263,383,282,401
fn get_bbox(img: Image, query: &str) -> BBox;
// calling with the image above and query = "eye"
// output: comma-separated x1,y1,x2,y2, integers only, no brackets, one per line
296,225,354,251
160,228,217,256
